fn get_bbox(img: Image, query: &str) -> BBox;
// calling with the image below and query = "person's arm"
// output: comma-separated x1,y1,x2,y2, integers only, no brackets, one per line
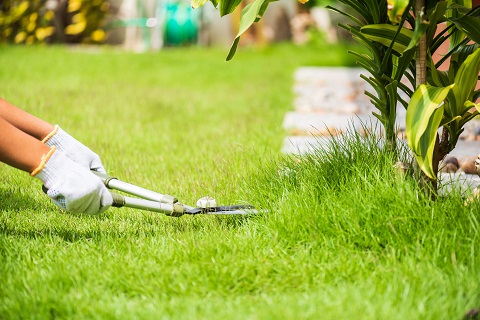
0,98,106,172
0,98,112,214
0,116,51,172
0,97,54,141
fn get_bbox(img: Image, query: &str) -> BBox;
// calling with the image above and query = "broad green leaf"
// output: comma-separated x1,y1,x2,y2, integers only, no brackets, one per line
192,0,209,9
416,105,444,179
450,14,480,44
219,0,243,16
464,100,480,112
426,1,448,43
256,0,277,22
447,48,480,115
226,37,240,61
360,24,414,53
406,84,454,179
454,43,480,62
407,84,453,149
446,0,472,49
427,54,450,87
404,14,429,52
387,0,409,24
440,115,462,127
226,0,269,60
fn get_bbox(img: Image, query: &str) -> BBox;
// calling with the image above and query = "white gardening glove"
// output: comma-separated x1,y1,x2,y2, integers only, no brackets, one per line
32,147,113,214
43,125,106,173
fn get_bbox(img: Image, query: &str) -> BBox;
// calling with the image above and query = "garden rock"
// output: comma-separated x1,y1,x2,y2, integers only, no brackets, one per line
459,156,477,174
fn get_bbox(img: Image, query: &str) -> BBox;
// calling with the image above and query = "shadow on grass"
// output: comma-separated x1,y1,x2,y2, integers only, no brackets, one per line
0,186,116,242
0,187,43,212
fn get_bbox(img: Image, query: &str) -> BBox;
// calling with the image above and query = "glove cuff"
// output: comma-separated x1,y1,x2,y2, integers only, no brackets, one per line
30,146,57,177
42,124,59,144
31,147,72,189
43,125,77,151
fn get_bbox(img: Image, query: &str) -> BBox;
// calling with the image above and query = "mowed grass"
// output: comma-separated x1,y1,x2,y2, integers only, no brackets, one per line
0,43,479,319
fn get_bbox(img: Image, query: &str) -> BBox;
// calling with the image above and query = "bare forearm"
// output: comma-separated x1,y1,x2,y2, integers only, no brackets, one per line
0,116,51,172
0,98,54,140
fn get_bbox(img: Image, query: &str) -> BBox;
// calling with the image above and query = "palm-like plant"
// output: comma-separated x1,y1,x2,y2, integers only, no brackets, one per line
193,0,480,194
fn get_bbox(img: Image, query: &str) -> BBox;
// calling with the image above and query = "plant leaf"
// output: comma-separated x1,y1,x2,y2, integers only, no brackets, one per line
226,37,240,61
425,1,448,43
226,0,269,60
406,84,454,179
404,12,429,52
219,0,244,16
445,0,471,49
450,14,480,44
192,0,209,9
446,48,480,115
417,105,444,180
387,0,409,24
360,24,413,53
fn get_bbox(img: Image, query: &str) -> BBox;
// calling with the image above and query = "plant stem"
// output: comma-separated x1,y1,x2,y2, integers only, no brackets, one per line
415,0,427,87
413,0,438,196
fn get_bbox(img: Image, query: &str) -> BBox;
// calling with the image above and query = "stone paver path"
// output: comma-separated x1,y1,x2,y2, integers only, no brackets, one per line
282,67,480,193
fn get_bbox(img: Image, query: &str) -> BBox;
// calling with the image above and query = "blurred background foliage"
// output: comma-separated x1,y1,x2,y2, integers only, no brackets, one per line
0,0,109,44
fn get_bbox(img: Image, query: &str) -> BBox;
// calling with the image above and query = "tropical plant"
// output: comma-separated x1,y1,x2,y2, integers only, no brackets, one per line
0,0,55,44
192,0,480,193
0,0,109,44
63,0,110,44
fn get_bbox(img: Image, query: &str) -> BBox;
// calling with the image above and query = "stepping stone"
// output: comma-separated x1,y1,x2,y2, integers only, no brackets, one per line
281,136,332,154
282,110,407,137
438,172,480,196
282,112,374,135
293,67,412,114
449,140,480,158
294,67,373,114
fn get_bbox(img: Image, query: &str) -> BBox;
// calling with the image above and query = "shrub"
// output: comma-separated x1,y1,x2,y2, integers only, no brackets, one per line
0,0,109,44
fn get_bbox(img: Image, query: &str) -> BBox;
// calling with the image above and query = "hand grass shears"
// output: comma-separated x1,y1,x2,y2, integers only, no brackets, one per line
92,171,259,217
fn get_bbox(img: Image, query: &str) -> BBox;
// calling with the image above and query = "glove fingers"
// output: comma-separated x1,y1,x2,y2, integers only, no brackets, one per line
48,189,112,214
45,169,112,214
48,190,68,211
90,162,106,174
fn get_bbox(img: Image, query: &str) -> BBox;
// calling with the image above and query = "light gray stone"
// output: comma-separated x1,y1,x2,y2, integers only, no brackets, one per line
282,111,376,135
438,172,480,196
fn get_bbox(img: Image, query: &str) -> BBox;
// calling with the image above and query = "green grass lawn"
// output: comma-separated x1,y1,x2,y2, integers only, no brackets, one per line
0,43,479,319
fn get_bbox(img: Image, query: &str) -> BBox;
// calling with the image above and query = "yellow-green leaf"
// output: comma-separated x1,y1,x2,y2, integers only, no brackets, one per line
360,24,413,53
387,0,409,24
65,21,86,35
68,0,82,12
406,84,454,179
445,48,480,116
226,0,268,60
191,0,209,9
